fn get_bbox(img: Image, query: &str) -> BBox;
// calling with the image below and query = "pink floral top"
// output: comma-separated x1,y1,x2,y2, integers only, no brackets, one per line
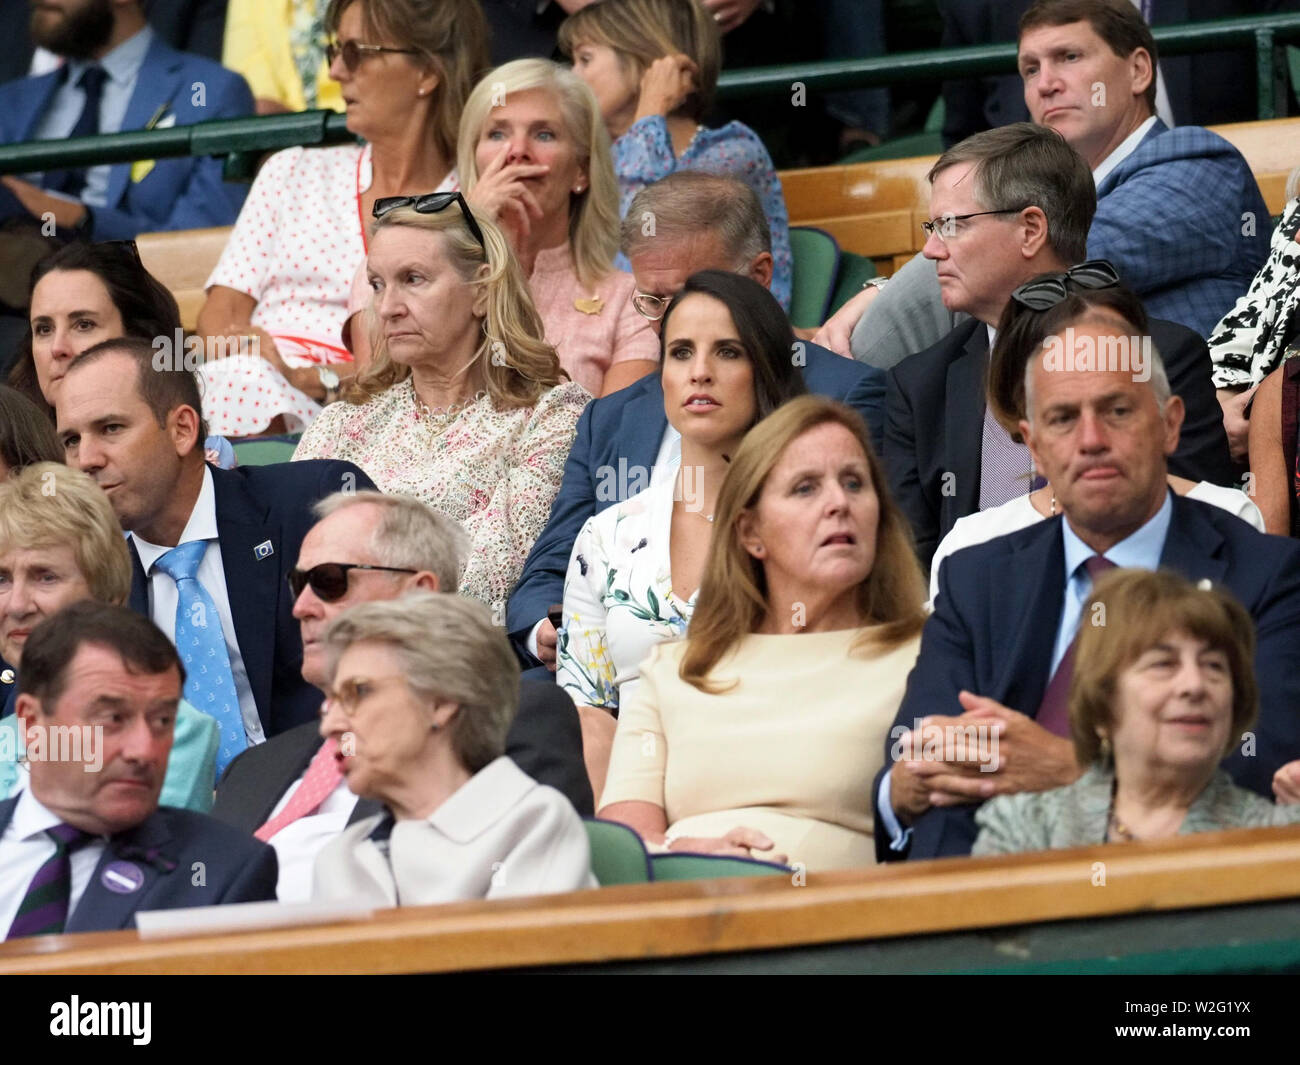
291,378,591,609
526,244,659,395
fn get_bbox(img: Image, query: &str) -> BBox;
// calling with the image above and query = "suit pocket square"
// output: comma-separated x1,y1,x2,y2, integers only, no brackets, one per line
130,159,157,184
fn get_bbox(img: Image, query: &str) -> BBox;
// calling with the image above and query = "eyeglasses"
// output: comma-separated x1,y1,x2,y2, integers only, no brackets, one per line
325,39,418,72
920,208,1030,241
1010,260,1121,311
287,562,419,603
632,292,670,321
321,674,410,718
372,191,487,253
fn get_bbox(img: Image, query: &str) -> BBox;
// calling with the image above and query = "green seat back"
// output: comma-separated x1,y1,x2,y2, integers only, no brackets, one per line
829,251,878,315
788,226,841,329
651,852,789,881
231,438,299,467
584,819,652,886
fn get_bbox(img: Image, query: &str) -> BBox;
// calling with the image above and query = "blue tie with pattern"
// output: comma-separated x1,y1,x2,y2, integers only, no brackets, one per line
152,541,247,773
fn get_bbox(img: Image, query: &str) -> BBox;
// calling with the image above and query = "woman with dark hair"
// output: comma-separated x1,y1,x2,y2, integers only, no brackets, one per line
5,241,235,468
557,270,804,795
927,265,1261,602
560,0,792,309
0,386,60,480
598,395,926,870
7,241,178,416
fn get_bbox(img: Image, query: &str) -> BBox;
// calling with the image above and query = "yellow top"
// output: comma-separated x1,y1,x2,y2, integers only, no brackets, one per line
223,0,343,112
601,627,921,872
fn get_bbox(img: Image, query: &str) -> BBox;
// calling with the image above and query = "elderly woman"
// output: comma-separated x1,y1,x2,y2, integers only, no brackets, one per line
0,464,219,810
560,0,791,310
312,593,594,905
292,198,589,609
930,271,1263,601
974,569,1300,855
458,58,659,396
599,395,927,870
195,0,490,436
0,386,60,481
5,241,235,468
558,270,805,796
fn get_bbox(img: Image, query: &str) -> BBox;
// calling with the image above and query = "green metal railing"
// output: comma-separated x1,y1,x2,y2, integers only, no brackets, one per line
0,12,1296,179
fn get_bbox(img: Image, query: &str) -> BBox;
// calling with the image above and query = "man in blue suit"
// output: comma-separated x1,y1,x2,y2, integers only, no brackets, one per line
54,338,373,748
1,601,275,939
875,303,1300,862
838,0,1270,371
0,0,252,240
506,172,887,670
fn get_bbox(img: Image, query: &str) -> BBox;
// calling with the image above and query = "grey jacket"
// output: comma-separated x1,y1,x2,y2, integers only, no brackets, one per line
973,762,1300,856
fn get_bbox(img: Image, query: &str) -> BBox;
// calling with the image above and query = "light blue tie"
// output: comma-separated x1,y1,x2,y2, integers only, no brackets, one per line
152,541,247,774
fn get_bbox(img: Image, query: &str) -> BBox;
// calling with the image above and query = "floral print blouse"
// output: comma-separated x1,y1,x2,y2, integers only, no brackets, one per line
612,116,793,312
557,476,695,711
292,378,591,610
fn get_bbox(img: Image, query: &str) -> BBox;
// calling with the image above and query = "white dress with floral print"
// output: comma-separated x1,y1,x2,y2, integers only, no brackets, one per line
557,476,695,712
292,378,590,610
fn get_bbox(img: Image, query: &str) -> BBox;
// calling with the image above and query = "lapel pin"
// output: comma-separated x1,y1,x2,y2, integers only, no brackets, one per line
101,861,146,894
0,670,12,685
254,540,274,561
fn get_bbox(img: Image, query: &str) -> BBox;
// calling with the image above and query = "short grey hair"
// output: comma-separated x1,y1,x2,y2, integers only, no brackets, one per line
313,490,467,594
929,123,1095,264
322,593,519,773
621,171,769,266
1023,325,1172,424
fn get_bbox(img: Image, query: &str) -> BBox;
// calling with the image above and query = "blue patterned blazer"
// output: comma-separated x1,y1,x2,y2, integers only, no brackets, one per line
1091,120,1271,338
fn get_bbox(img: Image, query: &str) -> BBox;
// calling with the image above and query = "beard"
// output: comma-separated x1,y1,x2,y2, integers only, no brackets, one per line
30,0,115,60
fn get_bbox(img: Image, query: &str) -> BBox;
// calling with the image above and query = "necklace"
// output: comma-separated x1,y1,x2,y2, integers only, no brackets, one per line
413,389,486,425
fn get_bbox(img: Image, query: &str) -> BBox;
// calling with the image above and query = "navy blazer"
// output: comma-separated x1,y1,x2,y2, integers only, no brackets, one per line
0,33,252,240
0,798,277,933
884,315,1233,570
876,493,1300,862
505,342,887,647
128,461,374,739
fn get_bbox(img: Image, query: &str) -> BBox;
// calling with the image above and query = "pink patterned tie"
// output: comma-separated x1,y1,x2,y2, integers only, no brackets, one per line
1035,555,1117,737
255,738,344,842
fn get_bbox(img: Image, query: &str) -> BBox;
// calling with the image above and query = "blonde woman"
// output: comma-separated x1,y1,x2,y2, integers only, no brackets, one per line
599,397,927,871
292,197,590,610
196,0,490,436
0,464,220,811
459,58,659,397
561,0,792,310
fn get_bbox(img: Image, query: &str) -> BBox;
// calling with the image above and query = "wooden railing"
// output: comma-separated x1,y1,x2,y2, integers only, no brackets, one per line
3,823,1299,975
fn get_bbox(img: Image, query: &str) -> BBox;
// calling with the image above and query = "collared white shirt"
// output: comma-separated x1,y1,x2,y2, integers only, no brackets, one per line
0,789,107,934
263,776,358,903
130,467,265,746
1093,115,1160,190
31,27,155,208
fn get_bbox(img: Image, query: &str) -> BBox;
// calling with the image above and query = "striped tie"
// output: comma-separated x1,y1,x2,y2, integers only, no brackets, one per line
6,823,93,939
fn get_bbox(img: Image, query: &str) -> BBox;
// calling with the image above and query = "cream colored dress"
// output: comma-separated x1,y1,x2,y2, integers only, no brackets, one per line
601,627,921,872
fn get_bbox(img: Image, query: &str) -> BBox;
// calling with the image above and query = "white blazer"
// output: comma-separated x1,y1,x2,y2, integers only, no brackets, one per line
311,757,596,906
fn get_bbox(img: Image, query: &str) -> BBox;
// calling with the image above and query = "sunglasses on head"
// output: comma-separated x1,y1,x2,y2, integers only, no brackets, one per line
372,191,486,252
1010,260,1121,311
325,39,418,72
287,562,419,603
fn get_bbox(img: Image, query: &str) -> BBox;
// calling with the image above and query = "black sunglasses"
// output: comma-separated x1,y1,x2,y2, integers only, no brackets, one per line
1010,260,1121,311
372,192,486,252
288,562,419,603
325,39,418,72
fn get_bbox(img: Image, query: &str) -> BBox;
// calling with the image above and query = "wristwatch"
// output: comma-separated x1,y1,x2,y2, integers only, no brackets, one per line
317,365,340,404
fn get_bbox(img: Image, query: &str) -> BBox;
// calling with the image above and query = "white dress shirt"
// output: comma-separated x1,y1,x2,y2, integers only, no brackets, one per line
30,27,155,209
264,776,358,904
130,467,266,746
1093,114,1160,190
0,789,106,933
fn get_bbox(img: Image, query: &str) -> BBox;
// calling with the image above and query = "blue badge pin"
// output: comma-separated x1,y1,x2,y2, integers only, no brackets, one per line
101,861,145,894
254,540,274,561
